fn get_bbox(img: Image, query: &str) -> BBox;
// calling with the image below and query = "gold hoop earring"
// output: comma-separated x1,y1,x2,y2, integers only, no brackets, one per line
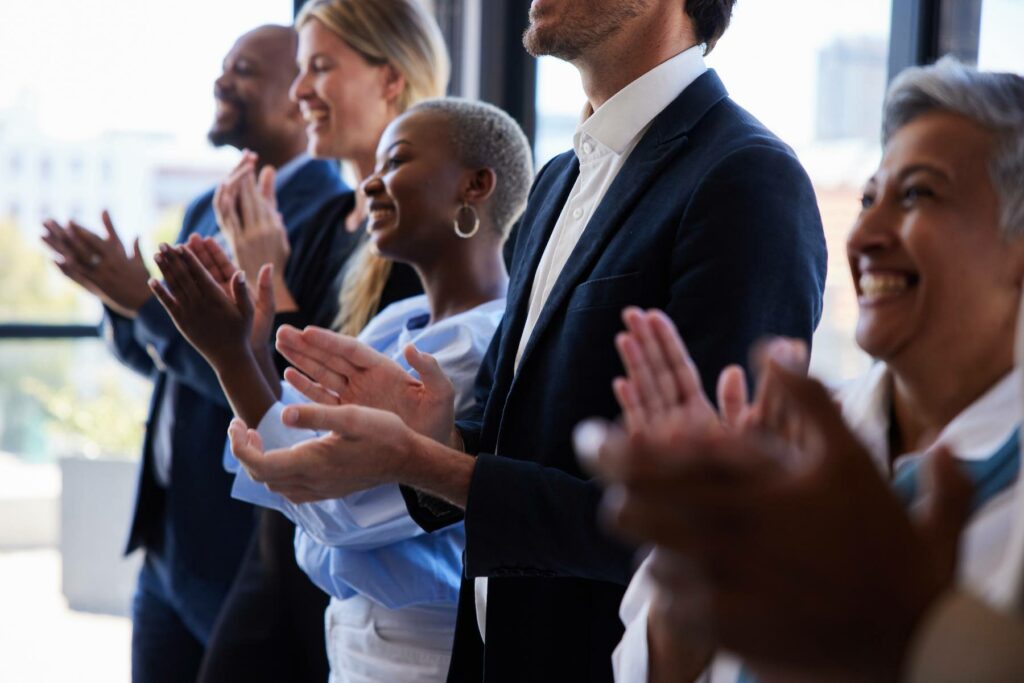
453,202,480,239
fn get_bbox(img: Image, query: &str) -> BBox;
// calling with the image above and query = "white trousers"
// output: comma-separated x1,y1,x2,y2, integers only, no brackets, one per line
326,594,456,683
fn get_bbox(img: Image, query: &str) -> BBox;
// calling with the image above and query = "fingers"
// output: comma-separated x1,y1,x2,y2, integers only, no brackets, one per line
615,332,663,422
230,271,253,319
154,244,200,305
132,237,145,264
275,326,362,378
205,237,238,282
256,263,276,312
281,402,354,432
68,220,106,253
612,376,645,433
647,309,706,401
100,210,123,247
626,308,685,408
257,165,277,208
717,365,749,429
177,242,231,301
238,171,259,228
148,277,180,317
283,367,342,406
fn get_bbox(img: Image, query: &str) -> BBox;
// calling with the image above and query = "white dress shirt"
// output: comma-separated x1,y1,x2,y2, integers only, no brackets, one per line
474,45,709,642
613,363,1022,682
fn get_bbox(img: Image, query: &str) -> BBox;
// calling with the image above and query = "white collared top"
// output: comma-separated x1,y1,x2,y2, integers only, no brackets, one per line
512,45,707,372
613,363,1022,682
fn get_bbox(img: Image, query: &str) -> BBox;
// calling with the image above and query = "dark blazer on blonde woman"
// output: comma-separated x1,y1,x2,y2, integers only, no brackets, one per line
402,70,828,682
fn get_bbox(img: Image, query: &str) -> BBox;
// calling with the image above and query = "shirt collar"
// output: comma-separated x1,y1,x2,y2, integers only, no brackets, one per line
274,152,312,190
838,364,1022,470
574,44,706,157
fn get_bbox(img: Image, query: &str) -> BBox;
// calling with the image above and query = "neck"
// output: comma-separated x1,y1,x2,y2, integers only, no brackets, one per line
416,242,507,323
575,11,696,110
888,340,1015,457
252,136,307,172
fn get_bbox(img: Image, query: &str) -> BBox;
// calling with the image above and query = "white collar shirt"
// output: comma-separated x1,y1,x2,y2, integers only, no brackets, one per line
476,47,708,644
511,45,707,372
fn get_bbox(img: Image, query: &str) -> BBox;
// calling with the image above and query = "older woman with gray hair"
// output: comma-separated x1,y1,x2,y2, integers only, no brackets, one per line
598,57,1024,682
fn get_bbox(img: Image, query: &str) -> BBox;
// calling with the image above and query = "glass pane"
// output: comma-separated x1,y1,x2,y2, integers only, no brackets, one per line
0,0,295,323
533,2,893,383
978,0,1024,72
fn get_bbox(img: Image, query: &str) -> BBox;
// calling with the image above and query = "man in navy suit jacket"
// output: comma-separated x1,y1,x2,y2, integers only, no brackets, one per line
43,26,344,683
234,2,827,681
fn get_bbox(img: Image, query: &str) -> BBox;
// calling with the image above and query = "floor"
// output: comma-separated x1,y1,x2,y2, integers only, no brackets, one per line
0,549,131,683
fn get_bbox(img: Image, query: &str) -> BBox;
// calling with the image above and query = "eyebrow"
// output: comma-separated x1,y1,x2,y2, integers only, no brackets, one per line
385,139,413,153
897,163,951,182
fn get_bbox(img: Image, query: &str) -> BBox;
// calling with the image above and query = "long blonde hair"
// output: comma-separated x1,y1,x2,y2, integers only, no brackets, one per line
297,0,449,336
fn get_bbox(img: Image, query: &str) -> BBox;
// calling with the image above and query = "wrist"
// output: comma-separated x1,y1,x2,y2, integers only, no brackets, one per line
397,429,473,509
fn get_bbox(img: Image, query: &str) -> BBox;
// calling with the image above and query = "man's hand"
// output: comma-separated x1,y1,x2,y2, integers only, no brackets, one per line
41,211,151,317
591,367,973,681
276,325,458,446
228,405,417,503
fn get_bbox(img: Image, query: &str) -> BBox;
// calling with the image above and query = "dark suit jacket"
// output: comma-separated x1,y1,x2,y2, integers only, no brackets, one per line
404,70,828,682
106,158,345,642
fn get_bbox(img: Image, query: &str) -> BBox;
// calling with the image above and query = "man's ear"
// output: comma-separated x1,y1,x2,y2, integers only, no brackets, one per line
460,168,497,206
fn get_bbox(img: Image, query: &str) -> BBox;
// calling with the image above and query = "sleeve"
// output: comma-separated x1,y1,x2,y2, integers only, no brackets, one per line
904,589,1024,682
401,311,506,532
102,196,232,406
225,388,422,550
463,144,827,584
294,522,465,609
102,308,155,377
613,556,654,683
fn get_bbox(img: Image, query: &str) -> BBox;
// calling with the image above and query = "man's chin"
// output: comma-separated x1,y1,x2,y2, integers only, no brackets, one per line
207,126,244,149
522,25,582,60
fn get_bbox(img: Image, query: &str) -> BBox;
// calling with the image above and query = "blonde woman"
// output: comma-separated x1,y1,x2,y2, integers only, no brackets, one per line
194,2,450,681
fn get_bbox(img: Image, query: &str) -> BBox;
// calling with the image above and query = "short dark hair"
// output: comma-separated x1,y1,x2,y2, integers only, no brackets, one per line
685,0,736,53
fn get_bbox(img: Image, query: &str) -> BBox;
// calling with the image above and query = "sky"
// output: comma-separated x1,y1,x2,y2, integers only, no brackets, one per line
0,0,292,146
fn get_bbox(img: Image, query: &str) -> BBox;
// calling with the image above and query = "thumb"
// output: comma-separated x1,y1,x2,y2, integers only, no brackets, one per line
231,271,254,319
916,445,973,575
101,209,123,245
716,364,748,429
132,237,145,263
404,344,448,390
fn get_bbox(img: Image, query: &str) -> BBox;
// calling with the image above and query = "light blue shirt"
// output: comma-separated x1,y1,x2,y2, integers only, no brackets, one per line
224,294,505,609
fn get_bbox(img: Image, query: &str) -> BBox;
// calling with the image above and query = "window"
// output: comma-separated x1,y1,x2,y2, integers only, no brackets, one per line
978,0,1024,72
533,1,893,383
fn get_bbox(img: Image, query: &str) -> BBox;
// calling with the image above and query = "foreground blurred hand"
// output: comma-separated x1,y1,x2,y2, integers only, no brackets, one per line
590,366,974,681
40,211,151,317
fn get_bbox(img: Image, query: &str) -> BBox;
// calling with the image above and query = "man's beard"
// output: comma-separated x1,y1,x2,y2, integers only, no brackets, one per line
522,1,646,60
208,104,248,148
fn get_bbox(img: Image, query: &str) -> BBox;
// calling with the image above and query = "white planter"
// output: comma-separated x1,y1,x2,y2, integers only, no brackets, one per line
59,457,142,616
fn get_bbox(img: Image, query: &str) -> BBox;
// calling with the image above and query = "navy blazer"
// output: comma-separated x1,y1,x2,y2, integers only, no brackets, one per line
406,71,828,681
107,158,345,642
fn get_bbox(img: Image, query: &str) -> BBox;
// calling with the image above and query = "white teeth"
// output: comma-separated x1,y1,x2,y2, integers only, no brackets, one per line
369,208,395,222
301,110,328,123
859,273,911,299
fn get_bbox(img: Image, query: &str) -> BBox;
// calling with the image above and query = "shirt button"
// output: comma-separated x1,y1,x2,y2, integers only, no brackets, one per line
582,141,594,155
572,207,584,220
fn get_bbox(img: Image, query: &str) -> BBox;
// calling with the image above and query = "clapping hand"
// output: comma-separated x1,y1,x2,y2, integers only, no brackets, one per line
148,242,271,369
228,404,417,503
591,362,973,681
41,211,152,317
275,325,458,446
213,152,297,310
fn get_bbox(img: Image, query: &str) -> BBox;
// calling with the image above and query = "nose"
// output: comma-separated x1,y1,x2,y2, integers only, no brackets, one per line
847,196,898,259
289,68,312,104
360,173,384,199
214,71,233,98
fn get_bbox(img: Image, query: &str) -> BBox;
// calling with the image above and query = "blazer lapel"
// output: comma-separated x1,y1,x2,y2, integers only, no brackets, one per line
512,70,730,374
502,154,580,353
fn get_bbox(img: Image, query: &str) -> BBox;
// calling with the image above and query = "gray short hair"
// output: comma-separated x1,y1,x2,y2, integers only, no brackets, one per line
406,97,534,237
883,57,1024,238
